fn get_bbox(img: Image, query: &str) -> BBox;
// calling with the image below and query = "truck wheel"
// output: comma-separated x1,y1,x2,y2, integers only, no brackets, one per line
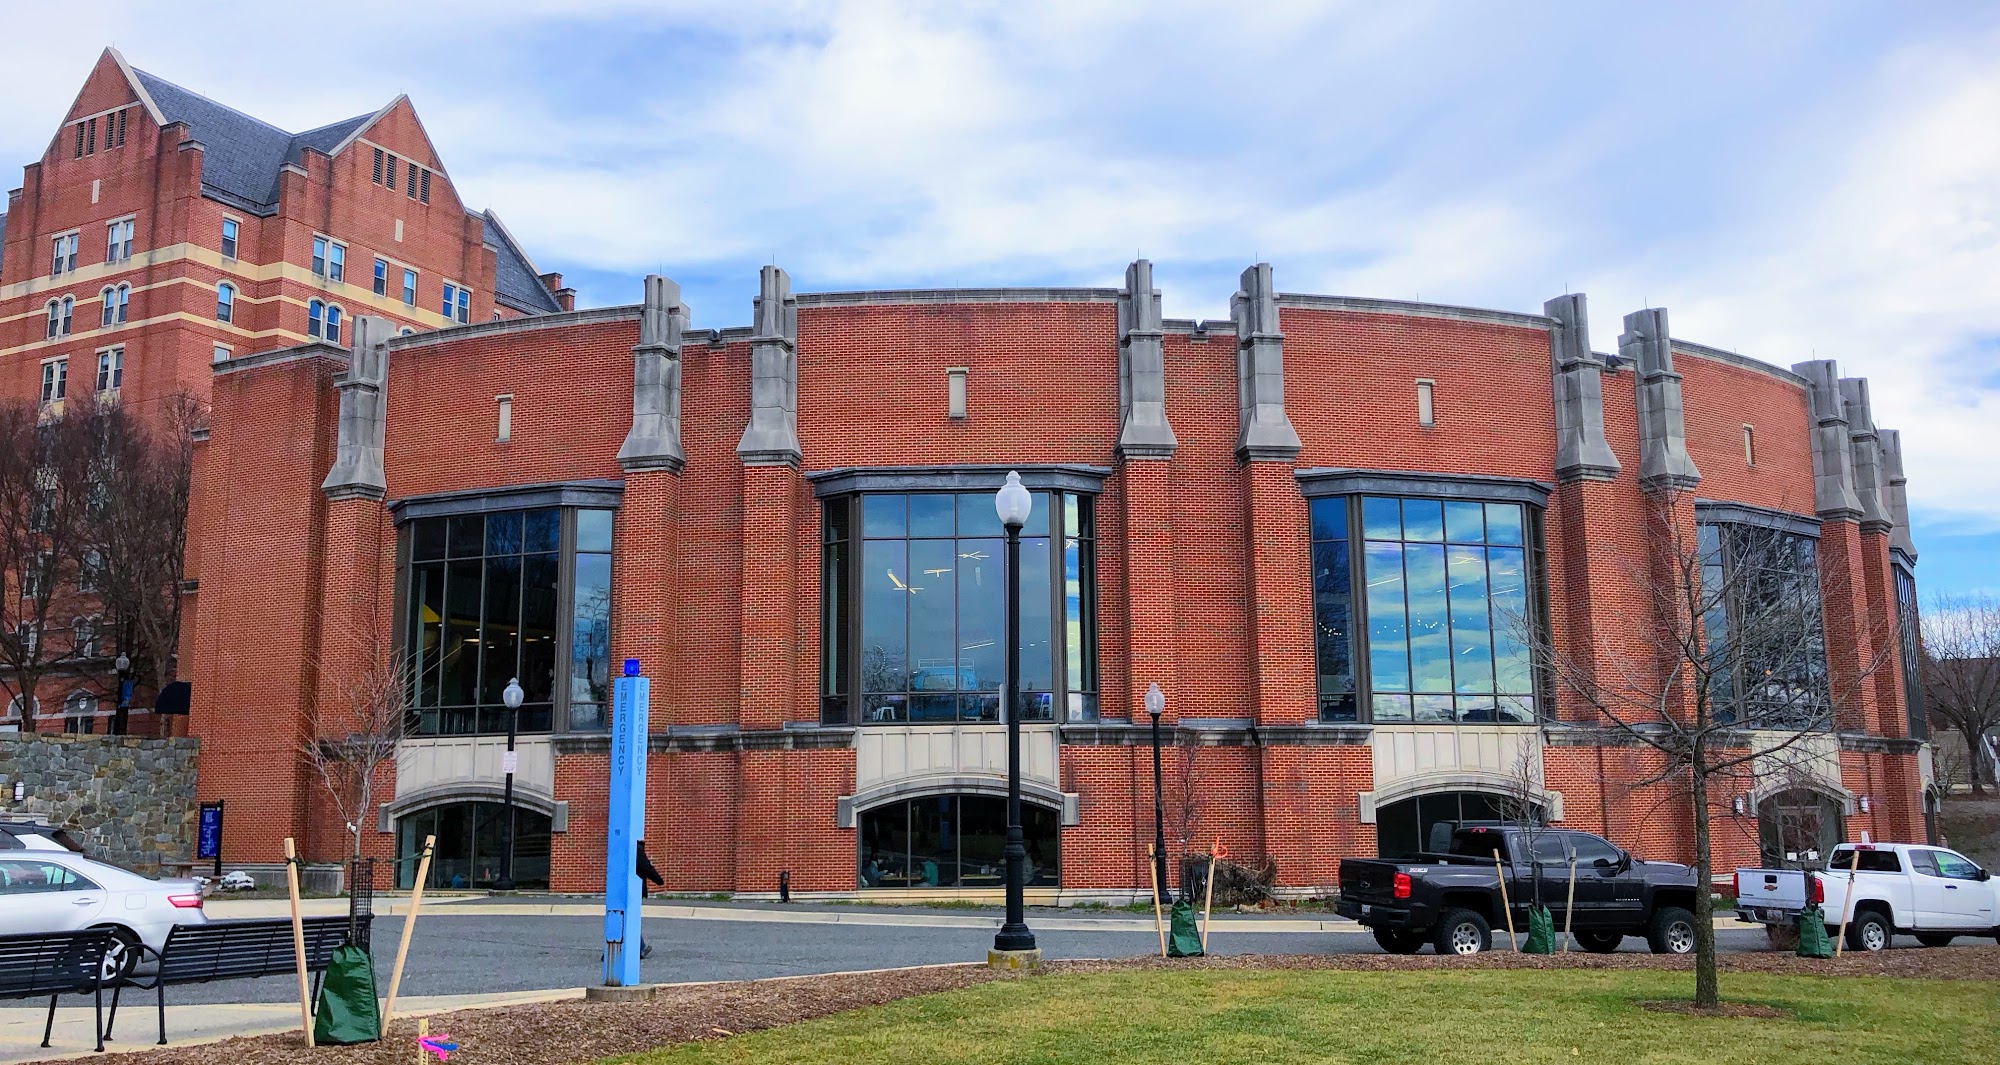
1371,928,1426,954
1844,909,1890,953
1433,908,1491,956
1573,930,1623,954
1914,932,1953,948
1646,906,1697,955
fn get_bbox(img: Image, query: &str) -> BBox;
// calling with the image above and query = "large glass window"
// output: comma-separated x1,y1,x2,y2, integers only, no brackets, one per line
821,491,1096,725
1310,495,1542,724
403,507,608,736
858,794,1058,888
1894,562,1925,739
1698,522,1829,727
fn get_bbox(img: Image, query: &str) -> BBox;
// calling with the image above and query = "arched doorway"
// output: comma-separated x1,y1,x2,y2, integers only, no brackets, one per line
395,802,552,890
857,794,1059,889
1757,789,1843,868
1376,791,1540,859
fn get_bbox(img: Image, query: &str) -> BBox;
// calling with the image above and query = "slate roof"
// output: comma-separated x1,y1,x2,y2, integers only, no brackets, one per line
481,209,564,314
132,67,373,215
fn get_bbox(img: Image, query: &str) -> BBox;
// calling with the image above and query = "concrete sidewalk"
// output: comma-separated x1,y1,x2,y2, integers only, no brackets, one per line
205,896,1757,935
1,988,582,1064
207,896,1371,933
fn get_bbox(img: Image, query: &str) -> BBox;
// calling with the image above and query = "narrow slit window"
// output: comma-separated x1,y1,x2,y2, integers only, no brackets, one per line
1416,379,1436,427
496,395,513,442
1743,425,1756,467
947,367,968,419
372,147,385,184
419,170,431,204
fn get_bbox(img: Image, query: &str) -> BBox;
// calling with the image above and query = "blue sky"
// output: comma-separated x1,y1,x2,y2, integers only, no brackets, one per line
3,1,1995,597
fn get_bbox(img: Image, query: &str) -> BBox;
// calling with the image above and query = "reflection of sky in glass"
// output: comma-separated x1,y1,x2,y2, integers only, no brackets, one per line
1357,497,1538,722
848,493,1090,722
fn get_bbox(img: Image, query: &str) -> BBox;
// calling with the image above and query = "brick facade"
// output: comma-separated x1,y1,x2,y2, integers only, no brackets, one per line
178,269,1932,898
1,49,560,735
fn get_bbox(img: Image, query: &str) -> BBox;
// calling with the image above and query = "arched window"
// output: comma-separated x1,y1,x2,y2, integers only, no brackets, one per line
1376,790,1537,859
1757,789,1843,868
72,616,98,657
62,691,96,735
3,695,37,732
48,297,74,338
395,801,551,890
307,299,325,338
46,300,61,339
99,284,130,327
216,283,235,323
326,305,343,345
858,794,1060,889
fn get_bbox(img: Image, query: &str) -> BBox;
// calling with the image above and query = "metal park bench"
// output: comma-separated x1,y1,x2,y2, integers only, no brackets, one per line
0,929,117,1052
107,915,370,1046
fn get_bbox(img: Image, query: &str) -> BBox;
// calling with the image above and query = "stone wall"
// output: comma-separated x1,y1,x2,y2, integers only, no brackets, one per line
0,733,200,874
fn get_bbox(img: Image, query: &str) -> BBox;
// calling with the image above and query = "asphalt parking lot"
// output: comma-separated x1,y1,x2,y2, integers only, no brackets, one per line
159,901,1828,1003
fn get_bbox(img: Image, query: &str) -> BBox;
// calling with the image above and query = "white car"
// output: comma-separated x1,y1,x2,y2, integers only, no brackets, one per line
0,850,209,978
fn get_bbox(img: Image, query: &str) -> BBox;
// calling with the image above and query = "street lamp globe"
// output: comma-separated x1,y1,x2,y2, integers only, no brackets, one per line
1145,682,1165,719
503,677,525,710
114,653,130,674
994,470,1032,529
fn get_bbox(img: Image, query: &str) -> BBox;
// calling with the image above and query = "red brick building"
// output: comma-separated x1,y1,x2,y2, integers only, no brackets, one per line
181,259,1936,898
1,49,565,735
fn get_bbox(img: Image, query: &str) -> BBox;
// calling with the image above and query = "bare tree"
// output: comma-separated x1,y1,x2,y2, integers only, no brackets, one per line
304,639,414,859
1920,594,2000,795
0,402,100,733
1538,494,1886,1008
1494,740,1552,910
84,393,203,732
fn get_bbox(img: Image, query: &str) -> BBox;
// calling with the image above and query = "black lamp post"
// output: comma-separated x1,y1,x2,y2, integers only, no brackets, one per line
113,653,132,736
1145,681,1170,904
992,472,1037,956
495,677,524,891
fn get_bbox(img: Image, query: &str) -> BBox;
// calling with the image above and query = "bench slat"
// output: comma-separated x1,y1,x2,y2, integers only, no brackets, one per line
155,917,370,986
0,931,112,999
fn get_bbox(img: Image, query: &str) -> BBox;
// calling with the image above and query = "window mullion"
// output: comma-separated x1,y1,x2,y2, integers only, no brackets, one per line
1347,497,1372,724
554,509,578,734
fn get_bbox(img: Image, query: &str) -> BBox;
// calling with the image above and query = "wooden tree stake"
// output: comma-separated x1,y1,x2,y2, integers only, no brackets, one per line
1833,846,1862,959
1492,851,1519,952
283,837,315,1048
1148,843,1167,958
383,834,436,1027
1199,847,1218,953
1562,854,1579,952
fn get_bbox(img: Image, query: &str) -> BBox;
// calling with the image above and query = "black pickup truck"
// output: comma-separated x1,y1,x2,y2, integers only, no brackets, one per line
1336,825,1701,955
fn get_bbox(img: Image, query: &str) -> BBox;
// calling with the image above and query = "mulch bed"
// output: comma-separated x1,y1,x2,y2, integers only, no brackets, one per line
37,948,1998,1065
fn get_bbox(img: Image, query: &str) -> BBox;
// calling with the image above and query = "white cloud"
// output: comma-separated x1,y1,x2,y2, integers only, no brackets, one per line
3,2,1996,546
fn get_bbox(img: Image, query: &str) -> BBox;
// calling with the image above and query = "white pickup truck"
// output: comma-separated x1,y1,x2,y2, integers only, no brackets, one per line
1735,843,2000,952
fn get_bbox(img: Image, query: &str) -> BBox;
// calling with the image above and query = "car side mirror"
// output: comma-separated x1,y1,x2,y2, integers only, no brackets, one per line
1592,857,1614,871
1979,869,1991,882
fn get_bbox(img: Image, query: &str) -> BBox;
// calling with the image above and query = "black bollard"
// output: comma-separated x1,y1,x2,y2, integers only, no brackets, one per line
779,870,791,903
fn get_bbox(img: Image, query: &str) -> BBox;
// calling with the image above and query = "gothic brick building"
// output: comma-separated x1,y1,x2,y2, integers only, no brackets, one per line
0,49,564,735
180,259,1936,897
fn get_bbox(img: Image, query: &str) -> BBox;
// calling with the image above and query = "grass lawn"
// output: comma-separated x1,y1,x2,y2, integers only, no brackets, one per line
607,969,1995,1065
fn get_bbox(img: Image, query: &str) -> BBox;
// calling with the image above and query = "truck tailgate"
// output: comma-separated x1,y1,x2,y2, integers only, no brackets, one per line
1736,868,1809,910
1339,859,1406,904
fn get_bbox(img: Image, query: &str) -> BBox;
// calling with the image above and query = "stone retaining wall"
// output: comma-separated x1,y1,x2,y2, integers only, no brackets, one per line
0,733,200,874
